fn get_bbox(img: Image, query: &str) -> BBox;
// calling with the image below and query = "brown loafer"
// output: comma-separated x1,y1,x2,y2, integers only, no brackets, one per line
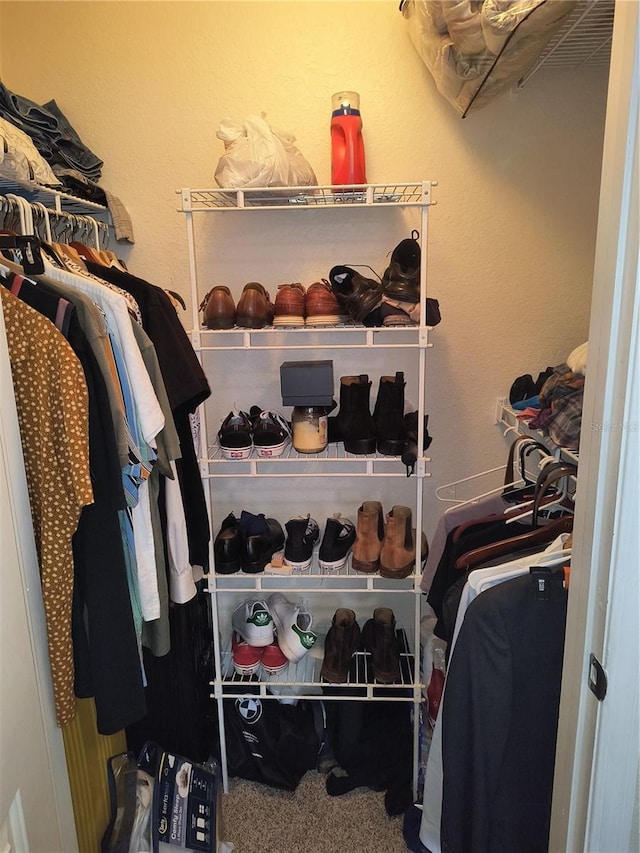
305,279,348,326
200,285,235,329
236,282,274,328
273,283,305,326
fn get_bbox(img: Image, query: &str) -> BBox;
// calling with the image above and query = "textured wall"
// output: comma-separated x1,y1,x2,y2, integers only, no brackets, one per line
0,1,609,536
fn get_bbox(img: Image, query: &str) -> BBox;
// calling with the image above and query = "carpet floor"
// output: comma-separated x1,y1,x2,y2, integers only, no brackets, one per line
220,771,408,853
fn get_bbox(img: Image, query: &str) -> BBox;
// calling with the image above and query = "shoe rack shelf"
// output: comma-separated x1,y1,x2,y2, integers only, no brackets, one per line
179,180,436,796
203,441,428,478
217,627,416,701
194,324,431,350
179,181,431,212
210,564,421,592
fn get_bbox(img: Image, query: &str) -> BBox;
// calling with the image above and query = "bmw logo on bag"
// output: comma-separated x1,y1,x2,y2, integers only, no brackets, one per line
236,696,263,724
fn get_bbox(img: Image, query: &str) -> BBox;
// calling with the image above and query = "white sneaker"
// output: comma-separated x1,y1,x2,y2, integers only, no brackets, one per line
231,599,274,647
267,593,318,662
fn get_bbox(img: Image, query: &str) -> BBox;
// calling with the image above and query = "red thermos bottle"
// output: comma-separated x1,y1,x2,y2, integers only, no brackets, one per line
331,91,367,186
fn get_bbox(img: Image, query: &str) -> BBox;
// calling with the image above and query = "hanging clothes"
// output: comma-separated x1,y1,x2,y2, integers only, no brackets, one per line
1,287,94,726
83,260,212,569
439,568,568,853
1,261,149,734
419,537,571,853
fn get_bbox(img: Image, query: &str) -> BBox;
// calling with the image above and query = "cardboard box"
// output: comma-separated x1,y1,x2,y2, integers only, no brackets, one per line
280,360,334,406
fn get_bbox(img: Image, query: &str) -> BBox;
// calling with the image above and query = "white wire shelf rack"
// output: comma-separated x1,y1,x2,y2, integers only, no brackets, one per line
179,181,433,212
0,177,109,217
207,563,422,593
213,627,418,701
519,0,615,84
202,441,429,478
495,397,580,465
195,324,431,352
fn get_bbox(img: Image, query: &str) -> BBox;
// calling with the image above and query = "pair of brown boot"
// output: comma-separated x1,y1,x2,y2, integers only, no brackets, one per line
351,502,427,579
321,606,402,684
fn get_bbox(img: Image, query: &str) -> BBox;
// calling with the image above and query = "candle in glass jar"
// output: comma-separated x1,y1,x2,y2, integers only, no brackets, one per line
292,406,328,453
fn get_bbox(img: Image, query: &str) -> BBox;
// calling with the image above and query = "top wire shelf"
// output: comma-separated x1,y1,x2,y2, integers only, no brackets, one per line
179,181,433,212
0,177,109,217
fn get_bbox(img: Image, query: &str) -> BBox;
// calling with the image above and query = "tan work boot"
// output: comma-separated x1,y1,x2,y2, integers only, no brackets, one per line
351,500,384,574
379,505,416,579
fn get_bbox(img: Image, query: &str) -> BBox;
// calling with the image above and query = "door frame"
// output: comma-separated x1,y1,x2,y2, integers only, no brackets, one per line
549,2,640,850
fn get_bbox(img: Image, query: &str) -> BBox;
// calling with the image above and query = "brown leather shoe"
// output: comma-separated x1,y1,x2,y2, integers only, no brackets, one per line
236,282,274,329
321,608,361,683
362,607,401,683
273,283,305,326
305,279,347,326
200,285,235,329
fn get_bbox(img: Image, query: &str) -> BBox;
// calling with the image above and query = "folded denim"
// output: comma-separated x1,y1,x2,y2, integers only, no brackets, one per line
0,83,103,179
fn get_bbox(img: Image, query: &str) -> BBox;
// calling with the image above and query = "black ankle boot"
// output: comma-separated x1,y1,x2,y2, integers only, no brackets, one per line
373,371,407,456
338,374,376,455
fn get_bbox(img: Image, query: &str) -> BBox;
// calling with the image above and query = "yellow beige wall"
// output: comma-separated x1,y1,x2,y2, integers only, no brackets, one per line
0,0,608,522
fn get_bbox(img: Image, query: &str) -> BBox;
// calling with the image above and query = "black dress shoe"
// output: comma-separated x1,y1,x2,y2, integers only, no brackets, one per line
238,511,285,574
214,512,242,573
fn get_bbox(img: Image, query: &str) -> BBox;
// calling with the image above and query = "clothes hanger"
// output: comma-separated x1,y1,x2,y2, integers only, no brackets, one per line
505,461,577,525
51,241,88,271
453,465,576,571
446,437,556,541
439,435,538,513
69,239,105,266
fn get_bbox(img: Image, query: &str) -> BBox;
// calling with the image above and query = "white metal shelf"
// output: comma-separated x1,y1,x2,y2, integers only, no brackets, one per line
495,397,580,465
194,324,432,351
179,181,433,212
202,441,429,478
0,177,109,217
214,627,418,701
180,179,434,796
207,565,422,593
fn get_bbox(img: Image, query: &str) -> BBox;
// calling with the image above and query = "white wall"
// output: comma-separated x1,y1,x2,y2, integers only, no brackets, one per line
0,0,609,539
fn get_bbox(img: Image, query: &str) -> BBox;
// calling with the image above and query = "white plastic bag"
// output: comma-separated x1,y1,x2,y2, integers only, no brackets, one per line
214,113,317,189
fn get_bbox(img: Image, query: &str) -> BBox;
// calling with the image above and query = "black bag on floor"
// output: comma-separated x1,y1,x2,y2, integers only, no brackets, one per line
224,694,319,791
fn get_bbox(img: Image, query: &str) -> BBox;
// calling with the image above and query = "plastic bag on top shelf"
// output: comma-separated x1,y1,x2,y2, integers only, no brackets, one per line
214,113,317,189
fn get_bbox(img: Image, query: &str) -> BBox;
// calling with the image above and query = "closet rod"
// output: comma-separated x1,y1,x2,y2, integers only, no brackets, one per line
0,191,109,249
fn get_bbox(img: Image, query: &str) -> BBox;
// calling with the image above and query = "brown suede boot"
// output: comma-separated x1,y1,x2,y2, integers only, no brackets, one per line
362,607,401,683
351,500,384,574
379,505,415,579
320,608,361,683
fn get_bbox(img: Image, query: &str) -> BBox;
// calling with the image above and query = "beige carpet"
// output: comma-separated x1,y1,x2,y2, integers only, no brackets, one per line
220,771,407,853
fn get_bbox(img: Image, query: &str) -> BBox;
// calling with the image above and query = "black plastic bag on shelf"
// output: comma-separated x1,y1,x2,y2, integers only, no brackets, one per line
223,694,319,791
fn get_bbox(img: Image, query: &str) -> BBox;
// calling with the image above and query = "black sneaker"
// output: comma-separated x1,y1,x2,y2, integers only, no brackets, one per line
218,410,253,459
284,514,320,572
249,407,292,458
318,514,356,571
